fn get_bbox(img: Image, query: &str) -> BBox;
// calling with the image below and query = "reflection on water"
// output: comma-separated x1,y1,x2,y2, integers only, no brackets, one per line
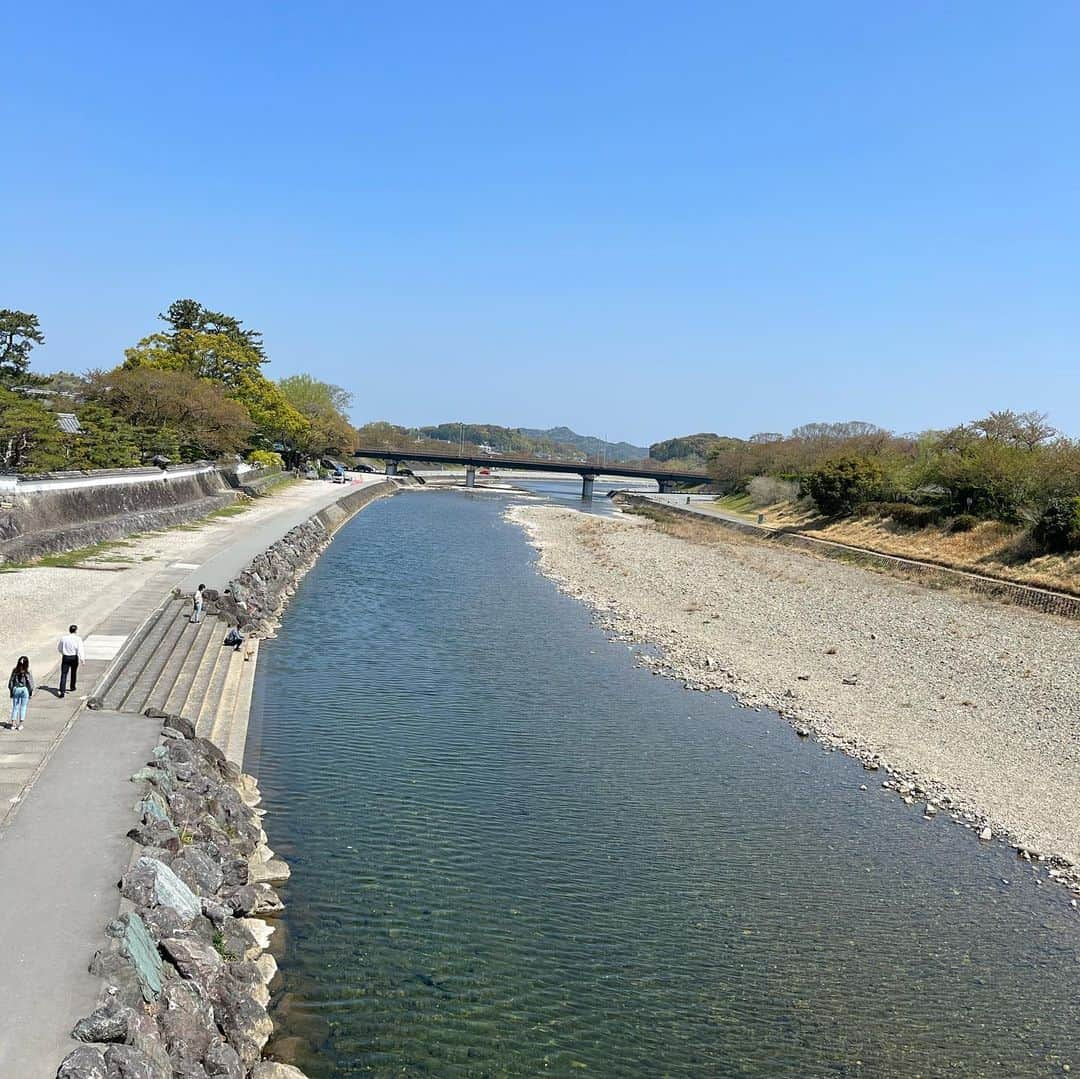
249,492,1078,1078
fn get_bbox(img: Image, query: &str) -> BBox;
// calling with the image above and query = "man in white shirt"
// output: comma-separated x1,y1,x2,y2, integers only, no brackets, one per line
58,624,85,698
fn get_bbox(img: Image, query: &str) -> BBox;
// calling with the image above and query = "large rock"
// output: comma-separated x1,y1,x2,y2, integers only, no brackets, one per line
161,932,224,987
103,1042,170,1079
158,979,216,1063
251,1063,310,1079
123,1010,173,1076
56,1045,108,1078
173,847,225,896
202,1037,244,1079
249,858,291,885
71,997,133,1042
213,986,274,1066
115,913,164,1003
121,857,201,924
126,818,181,853
162,714,197,739
226,883,283,916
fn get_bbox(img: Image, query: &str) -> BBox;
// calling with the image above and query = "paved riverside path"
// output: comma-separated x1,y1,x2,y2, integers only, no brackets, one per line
0,475,386,831
0,709,160,1077
0,474,387,1076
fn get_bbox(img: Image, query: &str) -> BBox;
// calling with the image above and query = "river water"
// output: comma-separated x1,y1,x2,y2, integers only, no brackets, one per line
248,488,1078,1078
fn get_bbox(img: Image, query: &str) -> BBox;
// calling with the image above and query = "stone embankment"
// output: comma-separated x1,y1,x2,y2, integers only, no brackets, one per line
0,464,238,563
509,504,1080,897
54,479,399,1078
211,480,397,634
56,714,303,1079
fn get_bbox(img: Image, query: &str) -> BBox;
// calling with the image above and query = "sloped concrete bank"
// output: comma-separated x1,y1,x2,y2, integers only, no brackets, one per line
0,465,238,563
55,481,399,1079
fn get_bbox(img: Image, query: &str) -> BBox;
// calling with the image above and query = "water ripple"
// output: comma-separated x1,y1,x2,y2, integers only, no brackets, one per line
249,492,1080,1078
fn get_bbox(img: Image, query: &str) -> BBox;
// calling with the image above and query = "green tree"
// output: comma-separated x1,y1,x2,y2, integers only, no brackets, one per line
1033,497,1080,553
69,404,142,469
123,302,308,453
805,456,884,515
279,374,357,456
0,386,66,470
0,310,45,385
159,299,266,359
919,433,1034,518
88,366,254,460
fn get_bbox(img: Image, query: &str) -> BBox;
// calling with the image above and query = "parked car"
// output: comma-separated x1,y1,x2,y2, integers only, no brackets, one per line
354,463,376,473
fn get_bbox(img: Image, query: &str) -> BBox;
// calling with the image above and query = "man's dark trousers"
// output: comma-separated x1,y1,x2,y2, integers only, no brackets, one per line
60,655,79,695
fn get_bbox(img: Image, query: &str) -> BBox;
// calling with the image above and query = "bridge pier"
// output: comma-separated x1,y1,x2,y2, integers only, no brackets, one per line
385,459,398,477
465,465,476,488
581,474,596,501
657,478,677,494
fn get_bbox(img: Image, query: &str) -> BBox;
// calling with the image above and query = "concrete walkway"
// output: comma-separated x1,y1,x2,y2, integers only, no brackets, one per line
0,473,387,1076
0,475,384,833
0,709,160,1077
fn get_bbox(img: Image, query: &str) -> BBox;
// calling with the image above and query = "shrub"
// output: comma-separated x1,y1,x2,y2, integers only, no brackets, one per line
947,514,978,533
247,449,284,470
879,502,941,528
804,456,884,516
1032,497,1080,553
746,476,799,507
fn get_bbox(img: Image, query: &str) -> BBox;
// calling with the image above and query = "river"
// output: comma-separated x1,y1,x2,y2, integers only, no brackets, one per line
247,487,1078,1077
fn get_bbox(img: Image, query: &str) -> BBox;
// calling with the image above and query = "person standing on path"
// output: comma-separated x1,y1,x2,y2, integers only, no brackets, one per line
191,584,206,624
8,656,34,730
57,624,85,698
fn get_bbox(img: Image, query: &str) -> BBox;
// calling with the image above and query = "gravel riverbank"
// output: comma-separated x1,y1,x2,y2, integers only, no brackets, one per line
509,504,1080,889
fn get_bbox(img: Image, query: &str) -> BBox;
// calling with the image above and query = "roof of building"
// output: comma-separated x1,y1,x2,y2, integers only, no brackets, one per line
55,413,84,435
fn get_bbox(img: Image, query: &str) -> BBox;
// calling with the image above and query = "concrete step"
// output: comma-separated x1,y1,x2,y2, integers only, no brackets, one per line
195,640,234,740
221,640,259,766
143,613,214,716
118,602,191,714
174,626,225,725
164,619,220,719
206,649,244,752
102,600,181,710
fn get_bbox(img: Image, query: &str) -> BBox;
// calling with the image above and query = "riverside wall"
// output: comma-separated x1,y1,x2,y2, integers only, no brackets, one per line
0,463,239,563
55,479,400,1079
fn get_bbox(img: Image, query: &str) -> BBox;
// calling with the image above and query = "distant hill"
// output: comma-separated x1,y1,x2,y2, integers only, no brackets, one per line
649,433,731,463
357,420,651,464
516,427,649,463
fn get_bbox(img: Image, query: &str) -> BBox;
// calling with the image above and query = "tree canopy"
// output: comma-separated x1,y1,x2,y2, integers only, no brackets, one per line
123,301,313,455
0,309,45,385
278,374,357,455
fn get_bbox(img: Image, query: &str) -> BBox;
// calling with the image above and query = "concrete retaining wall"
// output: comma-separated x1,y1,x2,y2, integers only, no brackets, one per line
0,464,237,563
622,495,1080,620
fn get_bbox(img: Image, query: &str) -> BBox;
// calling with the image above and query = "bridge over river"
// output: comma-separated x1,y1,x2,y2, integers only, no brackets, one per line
353,447,712,500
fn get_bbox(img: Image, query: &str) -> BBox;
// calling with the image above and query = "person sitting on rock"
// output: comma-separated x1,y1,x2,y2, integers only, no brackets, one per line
223,625,244,651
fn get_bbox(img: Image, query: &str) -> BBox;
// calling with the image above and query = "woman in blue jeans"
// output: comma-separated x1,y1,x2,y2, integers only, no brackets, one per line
8,656,34,731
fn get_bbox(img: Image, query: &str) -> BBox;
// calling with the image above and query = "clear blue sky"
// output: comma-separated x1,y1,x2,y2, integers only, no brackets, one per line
3,2,1077,444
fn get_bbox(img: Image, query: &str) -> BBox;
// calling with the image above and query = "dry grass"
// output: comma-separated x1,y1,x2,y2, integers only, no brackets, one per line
719,498,1080,595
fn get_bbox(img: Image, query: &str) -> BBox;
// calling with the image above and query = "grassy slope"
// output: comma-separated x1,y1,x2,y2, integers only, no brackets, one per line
715,497,1080,595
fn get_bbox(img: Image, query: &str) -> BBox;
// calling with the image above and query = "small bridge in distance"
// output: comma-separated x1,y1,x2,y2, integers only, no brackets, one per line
353,447,713,500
